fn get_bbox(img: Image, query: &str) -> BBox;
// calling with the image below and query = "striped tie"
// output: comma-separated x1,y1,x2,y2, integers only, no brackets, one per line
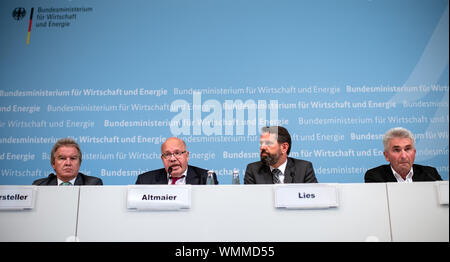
272,168,281,184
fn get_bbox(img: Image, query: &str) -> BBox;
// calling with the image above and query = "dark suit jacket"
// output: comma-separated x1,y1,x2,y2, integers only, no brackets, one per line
244,157,318,184
32,173,103,185
135,165,219,185
364,164,442,182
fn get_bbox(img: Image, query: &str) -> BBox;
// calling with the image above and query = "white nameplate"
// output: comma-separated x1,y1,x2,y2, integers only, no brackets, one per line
127,185,191,211
274,184,339,209
0,187,36,210
437,182,449,205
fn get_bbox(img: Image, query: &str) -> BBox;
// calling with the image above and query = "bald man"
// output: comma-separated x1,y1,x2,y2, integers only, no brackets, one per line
136,137,218,185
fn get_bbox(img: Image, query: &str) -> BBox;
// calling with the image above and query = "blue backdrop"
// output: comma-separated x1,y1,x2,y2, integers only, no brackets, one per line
1,0,448,185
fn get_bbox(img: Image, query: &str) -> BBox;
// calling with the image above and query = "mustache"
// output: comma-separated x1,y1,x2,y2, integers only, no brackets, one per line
260,152,275,166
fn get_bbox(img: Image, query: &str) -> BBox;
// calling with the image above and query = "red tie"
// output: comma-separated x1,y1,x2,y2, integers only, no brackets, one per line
170,175,185,185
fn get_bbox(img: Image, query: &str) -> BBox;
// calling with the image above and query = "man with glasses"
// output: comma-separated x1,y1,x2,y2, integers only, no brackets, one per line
244,126,318,184
136,137,218,185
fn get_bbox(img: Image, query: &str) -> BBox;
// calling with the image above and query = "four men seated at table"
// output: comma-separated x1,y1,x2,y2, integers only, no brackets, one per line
32,126,443,185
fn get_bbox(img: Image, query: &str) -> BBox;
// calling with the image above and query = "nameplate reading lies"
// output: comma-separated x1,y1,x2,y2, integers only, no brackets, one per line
127,185,191,211
0,187,36,210
437,182,449,205
274,184,339,209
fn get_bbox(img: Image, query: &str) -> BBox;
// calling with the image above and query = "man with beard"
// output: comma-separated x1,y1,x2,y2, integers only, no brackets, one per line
136,137,218,185
244,126,318,184
33,138,103,186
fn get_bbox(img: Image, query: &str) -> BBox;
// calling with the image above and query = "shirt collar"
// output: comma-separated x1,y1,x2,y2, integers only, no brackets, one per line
57,176,77,186
390,166,414,183
270,159,288,175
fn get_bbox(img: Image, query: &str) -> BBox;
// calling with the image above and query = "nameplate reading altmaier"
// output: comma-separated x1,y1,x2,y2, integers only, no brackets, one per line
274,184,339,209
0,186,36,210
127,185,191,211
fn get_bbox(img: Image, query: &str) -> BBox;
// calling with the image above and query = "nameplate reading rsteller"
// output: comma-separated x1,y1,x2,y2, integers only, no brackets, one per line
274,184,339,209
127,185,191,211
0,187,36,210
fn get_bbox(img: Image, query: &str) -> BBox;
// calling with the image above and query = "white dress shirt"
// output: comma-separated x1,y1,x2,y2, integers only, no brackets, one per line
391,166,414,183
57,177,77,186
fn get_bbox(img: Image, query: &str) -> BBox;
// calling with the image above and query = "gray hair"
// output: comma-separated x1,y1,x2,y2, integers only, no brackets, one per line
382,127,415,151
51,138,82,165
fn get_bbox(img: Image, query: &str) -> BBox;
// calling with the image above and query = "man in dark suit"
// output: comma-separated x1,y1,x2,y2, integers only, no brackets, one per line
33,172,103,185
365,127,442,183
32,138,103,186
136,137,218,185
244,126,318,184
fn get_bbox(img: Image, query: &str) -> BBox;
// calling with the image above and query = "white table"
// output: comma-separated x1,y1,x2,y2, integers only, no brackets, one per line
387,181,449,242
0,186,79,242
76,184,391,242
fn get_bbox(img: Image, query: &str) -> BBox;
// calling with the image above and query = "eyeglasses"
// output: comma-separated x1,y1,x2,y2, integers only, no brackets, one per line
260,140,275,147
161,151,187,160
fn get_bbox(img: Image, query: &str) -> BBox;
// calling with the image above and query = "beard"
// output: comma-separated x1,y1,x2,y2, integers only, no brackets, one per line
260,150,281,166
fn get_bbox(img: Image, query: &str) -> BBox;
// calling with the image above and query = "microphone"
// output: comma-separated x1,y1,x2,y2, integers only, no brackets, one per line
168,167,173,176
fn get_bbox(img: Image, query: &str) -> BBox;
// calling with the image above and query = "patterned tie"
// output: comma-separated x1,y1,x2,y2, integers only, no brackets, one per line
272,168,281,184
60,182,72,186
170,175,185,185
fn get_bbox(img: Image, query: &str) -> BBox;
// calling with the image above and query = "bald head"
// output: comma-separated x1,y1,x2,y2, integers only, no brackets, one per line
160,137,189,177
161,137,186,152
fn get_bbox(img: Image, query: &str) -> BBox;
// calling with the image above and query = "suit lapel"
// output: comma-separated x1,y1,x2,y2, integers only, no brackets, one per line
412,165,424,181
185,166,198,185
283,158,295,183
49,174,58,185
258,164,273,184
74,173,83,185
385,165,398,182
156,170,169,184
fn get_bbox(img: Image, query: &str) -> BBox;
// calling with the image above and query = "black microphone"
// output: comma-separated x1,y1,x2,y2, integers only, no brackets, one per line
168,167,173,176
